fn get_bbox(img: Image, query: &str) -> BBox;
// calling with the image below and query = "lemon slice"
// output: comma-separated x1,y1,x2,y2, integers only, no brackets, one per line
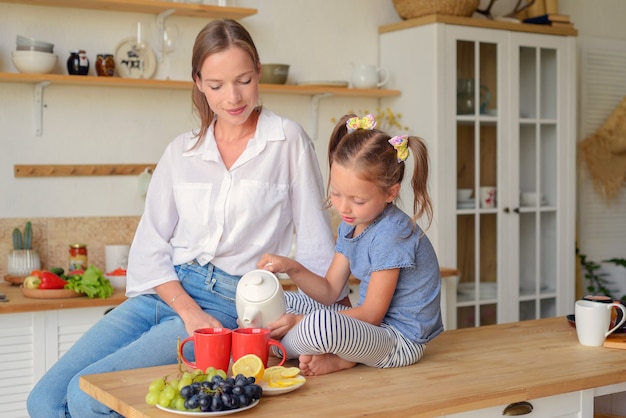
232,354,265,381
263,366,301,382
268,375,306,388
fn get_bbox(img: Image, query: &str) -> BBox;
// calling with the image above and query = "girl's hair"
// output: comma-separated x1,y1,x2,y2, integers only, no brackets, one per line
190,19,260,145
328,114,433,229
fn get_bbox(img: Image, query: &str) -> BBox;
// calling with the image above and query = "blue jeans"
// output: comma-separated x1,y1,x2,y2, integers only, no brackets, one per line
26,262,240,418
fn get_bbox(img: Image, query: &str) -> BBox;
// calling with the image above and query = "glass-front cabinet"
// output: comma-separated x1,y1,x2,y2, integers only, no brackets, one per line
379,18,576,329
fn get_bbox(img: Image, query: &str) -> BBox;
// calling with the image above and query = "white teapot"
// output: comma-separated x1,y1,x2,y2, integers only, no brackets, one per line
351,63,389,89
236,269,286,328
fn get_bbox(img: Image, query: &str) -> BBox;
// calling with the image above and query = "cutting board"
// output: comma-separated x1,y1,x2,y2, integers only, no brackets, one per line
603,333,626,349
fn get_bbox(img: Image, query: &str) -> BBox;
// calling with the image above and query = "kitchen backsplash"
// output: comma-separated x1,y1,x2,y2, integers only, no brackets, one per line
1,216,140,278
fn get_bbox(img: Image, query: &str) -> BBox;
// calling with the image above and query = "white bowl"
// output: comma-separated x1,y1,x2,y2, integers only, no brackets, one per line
11,50,57,74
105,274,127,290
16,35,54,52
457,188,473,201
520,192,542,206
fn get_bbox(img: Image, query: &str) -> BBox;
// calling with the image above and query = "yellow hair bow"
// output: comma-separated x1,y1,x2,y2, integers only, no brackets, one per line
388,135,409,163
346,114,377,133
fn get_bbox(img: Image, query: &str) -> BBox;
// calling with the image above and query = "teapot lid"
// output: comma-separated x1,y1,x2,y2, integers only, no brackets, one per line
237,270,279,303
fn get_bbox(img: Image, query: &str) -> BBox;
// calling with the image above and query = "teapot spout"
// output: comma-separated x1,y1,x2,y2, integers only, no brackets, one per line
241,307,261,328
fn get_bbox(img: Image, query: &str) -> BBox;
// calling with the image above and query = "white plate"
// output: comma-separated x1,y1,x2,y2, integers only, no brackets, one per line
296,80,349,87
114,38,157,79
259,376,306,396
155,399,259,416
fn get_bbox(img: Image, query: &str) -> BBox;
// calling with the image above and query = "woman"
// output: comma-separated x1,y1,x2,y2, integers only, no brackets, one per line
27,19,341,417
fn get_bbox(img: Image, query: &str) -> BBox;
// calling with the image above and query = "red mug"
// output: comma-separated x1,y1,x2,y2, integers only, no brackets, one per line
179,327,232,373
232,328,286,367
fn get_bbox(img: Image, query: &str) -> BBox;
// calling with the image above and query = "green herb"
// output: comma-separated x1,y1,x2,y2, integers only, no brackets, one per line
65,265,114,299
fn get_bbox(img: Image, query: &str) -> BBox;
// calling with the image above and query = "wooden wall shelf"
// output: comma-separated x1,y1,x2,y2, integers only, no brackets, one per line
0,73,401,97
14,164,156,177
0,0,257,19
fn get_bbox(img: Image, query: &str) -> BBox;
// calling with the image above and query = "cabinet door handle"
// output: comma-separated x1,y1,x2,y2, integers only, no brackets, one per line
502,401,533,415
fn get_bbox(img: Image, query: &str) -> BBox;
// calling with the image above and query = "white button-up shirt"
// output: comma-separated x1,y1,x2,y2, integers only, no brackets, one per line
126,108,335,297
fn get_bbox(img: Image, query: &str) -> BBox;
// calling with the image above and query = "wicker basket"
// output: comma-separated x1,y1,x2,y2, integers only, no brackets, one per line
392,0,480,20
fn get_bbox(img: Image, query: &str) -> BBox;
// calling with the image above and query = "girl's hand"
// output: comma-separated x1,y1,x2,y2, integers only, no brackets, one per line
267,313,303,339
257,254,293,275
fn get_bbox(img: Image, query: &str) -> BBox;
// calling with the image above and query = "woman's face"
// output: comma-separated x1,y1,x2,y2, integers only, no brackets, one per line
195,46,260,127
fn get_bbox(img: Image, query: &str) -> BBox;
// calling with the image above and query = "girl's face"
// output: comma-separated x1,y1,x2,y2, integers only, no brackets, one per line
195,46,260,127
330,163,399,231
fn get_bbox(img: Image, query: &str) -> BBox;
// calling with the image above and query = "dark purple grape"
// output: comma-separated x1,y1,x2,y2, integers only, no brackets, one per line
198,394,211,411
245,376,256,385
210,394,223,412
179,385,194,399
184,395,199,410
238,394,250,406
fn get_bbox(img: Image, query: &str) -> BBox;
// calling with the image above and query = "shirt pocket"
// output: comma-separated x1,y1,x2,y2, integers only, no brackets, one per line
229,179,289,246
171,182,214,248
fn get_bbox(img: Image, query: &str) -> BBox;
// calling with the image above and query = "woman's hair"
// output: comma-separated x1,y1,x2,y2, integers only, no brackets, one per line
190,19,260,144
328,114,433,229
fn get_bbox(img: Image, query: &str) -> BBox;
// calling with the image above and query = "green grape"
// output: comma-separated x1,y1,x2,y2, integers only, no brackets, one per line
178,376,193,390
158,392,172,408
215,369,227,379
168,378,179,389
145,390,160,406
191,368,203,377
174,396,186,411
162,385,176,401
148,377,166,393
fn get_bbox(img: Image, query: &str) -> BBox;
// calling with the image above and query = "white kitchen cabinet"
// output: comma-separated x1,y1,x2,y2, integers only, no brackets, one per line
380,17,576,329
0,306,115,417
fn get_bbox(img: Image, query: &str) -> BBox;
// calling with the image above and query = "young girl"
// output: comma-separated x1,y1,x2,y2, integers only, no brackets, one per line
258,114,443,376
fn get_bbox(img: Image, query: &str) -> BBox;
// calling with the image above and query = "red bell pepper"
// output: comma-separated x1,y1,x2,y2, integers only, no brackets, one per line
39,271,68,289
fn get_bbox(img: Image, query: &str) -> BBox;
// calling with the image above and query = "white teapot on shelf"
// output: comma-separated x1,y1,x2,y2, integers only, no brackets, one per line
351,63,389,89
235,269,286,328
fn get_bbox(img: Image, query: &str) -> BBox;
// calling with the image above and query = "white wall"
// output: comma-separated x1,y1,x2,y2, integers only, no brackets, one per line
0,1,399,218
558,0,626,298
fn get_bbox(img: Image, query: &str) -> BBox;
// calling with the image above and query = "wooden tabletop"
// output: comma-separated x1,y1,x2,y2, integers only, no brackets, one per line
0,283,126,313
80,317,626,417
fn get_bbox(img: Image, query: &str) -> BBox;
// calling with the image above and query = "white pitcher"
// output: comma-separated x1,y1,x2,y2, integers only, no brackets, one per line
351,63,389,89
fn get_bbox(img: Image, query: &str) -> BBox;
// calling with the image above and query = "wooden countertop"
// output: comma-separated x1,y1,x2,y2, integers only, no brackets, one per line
0,283,127,313
80,317,626,417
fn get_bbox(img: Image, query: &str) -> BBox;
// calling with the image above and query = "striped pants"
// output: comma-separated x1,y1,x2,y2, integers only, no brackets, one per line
280,292,425,368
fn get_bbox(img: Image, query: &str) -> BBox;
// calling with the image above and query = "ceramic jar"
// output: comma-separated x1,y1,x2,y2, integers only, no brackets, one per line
95,54,115,77
67,50,89,75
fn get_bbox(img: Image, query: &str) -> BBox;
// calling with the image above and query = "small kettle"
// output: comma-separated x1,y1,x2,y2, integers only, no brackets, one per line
236,269,286,328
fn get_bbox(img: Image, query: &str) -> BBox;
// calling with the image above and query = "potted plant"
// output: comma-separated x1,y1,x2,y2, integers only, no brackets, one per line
577,245,626,300
7,220,41,282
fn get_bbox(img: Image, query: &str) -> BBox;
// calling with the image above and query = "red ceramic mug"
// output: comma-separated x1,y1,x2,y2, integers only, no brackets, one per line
179,327,232,373
232,328,286,367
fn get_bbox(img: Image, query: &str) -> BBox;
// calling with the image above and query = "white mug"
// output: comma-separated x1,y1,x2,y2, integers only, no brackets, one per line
105,244,130,274
575,300,626,346
479,186,496,208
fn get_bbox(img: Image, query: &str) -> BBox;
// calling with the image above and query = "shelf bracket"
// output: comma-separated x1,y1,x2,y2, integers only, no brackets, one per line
156,9,176,63
33,81,50,136
310,93,332,140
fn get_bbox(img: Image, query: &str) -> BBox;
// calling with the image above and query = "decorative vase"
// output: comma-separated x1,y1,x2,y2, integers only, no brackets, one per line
7,249,41,277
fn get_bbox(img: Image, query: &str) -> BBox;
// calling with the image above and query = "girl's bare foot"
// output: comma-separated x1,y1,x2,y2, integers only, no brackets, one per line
299,354,356,376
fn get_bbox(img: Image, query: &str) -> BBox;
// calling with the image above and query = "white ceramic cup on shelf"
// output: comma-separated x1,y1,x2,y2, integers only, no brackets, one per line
457,188,473,201
479,186,496,208
575,300,626,347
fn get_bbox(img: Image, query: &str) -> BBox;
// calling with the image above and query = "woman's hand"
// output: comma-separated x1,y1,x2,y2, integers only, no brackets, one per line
266,313,303,340
180,309,223,336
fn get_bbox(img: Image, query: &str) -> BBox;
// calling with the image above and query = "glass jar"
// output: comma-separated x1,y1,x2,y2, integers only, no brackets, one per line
67,50,89,75
69,244,88,271
95,53,115,77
